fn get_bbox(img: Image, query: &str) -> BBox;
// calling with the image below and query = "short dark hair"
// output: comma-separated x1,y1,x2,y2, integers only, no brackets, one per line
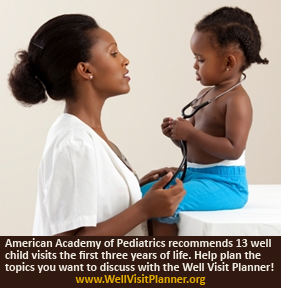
195,7,269,71
8,14,99,105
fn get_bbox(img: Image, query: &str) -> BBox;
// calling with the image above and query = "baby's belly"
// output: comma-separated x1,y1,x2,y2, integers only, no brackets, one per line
187,144,222,165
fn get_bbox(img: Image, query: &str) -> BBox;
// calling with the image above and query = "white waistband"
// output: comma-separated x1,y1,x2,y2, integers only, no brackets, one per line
187,151,245,169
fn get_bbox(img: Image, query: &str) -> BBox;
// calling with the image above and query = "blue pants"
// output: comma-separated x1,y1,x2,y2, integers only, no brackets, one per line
141,166,248,224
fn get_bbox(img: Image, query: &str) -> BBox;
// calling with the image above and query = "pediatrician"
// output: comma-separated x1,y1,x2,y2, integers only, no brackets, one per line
8,14,185,236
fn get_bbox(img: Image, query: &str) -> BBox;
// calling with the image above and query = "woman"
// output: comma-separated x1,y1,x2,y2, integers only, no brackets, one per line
8,14,185,236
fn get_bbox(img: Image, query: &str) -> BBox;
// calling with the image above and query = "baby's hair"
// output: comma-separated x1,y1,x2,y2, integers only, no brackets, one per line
8,14,99,106
195,6,269,71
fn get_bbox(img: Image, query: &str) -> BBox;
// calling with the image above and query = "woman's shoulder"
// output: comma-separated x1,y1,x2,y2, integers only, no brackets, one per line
45,113,97,151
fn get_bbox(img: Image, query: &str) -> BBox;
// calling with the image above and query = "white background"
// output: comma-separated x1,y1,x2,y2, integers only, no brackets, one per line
1,0,280,235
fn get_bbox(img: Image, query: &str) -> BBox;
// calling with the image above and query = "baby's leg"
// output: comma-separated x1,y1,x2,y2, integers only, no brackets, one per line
152,220,178,236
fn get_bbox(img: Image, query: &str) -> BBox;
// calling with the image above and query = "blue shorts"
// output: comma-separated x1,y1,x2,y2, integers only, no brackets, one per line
141,166,248,224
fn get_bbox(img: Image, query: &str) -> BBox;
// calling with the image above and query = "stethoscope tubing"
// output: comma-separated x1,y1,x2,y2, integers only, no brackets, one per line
163,73,246,189
163,140,187,189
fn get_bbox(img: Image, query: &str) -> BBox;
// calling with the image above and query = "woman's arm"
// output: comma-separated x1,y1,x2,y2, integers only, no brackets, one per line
55,173,185,236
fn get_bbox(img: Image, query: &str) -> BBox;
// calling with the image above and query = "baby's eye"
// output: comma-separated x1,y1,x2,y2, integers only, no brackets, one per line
194,56,204,63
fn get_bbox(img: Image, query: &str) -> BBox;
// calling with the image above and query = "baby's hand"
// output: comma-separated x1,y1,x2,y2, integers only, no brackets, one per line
161,117,173,138
171,117,193,141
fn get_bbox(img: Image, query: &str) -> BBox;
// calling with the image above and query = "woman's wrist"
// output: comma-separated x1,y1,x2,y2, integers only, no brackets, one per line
134,198,151,222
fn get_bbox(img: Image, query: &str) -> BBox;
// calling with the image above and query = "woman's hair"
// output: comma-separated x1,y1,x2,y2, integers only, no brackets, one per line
8,14,99,105
195,7,269,71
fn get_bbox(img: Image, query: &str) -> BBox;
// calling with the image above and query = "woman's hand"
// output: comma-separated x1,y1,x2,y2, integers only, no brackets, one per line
141,172,186,218
55,172,185,237
139,167,178,186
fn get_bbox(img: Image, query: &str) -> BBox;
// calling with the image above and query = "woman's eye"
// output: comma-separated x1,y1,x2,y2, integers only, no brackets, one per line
111,52,118,57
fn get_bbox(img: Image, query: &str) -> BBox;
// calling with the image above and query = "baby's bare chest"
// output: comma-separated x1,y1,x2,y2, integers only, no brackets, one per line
193,102,226,134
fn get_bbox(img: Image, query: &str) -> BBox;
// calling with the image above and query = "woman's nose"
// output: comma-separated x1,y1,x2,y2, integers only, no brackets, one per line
122,53,129,66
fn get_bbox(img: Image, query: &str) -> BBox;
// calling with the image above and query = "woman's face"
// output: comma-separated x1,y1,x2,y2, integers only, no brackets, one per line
190,30,226,86
88,28,130,98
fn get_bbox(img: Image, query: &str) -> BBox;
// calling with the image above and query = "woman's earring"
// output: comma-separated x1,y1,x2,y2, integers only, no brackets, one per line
226,67,230,71
89,75,93,79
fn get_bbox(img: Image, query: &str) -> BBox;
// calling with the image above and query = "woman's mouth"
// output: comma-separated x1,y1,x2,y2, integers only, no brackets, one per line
124,70,130,80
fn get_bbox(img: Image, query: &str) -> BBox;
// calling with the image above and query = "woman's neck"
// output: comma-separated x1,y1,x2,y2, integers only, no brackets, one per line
64,94,104,131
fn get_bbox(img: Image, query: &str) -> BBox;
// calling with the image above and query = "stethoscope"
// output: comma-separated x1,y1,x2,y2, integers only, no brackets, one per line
163,73,246,189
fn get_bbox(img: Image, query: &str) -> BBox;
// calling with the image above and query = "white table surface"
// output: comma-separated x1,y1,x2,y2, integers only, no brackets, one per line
178,185,281,236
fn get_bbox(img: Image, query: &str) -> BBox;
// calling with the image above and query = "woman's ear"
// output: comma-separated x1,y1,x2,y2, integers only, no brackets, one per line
76,62,93,80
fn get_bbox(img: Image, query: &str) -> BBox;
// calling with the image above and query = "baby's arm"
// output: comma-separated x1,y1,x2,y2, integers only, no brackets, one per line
170,92,252,160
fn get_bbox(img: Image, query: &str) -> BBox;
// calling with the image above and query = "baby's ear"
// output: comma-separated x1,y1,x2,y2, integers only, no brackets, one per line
225,54,236,71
